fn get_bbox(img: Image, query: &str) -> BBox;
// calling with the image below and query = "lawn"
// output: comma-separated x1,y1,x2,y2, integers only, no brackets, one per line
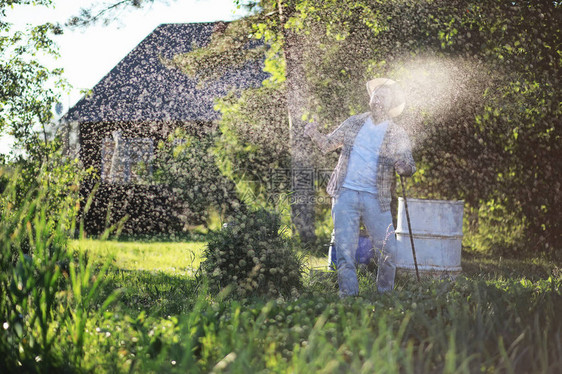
70,239,207,277
56,238,562,373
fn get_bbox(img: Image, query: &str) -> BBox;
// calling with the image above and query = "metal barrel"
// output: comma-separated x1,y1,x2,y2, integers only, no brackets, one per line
395,198,464,277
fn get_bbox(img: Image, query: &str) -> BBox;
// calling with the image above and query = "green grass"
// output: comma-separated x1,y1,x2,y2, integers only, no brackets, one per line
70,239,206,277
59,239,561,373
3,164,559,373
71,238,328,278
5,236,562,373
461,250,560,280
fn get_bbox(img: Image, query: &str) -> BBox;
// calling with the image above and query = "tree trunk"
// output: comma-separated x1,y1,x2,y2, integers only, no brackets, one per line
280,1,316,245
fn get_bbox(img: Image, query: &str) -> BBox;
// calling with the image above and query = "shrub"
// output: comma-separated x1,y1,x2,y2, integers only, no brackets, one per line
201,209,304,299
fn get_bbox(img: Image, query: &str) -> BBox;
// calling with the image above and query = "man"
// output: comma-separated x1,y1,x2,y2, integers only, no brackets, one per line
305,78,416,296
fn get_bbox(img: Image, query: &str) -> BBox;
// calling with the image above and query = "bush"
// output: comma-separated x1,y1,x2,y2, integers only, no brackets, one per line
201,209,304,299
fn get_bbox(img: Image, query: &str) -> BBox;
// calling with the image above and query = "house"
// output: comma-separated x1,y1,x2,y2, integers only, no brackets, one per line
62,22,268,234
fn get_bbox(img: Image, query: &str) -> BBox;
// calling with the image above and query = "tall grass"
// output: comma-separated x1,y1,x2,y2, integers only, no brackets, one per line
37,244,556,374
0,170,116,372
63,274,558,373
1,169,561,372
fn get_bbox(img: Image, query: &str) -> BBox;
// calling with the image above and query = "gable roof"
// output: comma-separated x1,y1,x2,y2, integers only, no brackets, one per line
63,22,267,124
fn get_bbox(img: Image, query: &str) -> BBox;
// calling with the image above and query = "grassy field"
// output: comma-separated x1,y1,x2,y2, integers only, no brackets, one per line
2,233,561,373
54,239,561,373
70,239,207,277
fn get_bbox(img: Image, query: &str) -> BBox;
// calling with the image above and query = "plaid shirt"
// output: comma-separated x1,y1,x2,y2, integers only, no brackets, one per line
312,112,416,212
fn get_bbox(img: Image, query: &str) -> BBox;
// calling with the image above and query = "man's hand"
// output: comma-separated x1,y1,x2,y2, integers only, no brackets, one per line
304,122,318,138
395,160,411,176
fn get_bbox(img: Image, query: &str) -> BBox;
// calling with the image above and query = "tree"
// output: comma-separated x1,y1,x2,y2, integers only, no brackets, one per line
0,0,66,158
170,1,321,244
406,1,562,256
199,0,562,255
1,1,84,230
150,127,244,230
69,0,562,255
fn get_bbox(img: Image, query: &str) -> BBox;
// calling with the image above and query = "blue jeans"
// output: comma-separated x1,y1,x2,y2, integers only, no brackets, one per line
332,188,397,296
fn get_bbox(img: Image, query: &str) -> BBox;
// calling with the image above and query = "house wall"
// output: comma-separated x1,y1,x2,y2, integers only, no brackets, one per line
79,120,210,235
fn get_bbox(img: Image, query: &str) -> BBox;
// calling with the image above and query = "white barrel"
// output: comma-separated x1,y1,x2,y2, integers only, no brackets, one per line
395,198,464,277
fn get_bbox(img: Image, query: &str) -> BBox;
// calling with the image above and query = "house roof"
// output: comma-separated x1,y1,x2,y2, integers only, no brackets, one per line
63,22,267,124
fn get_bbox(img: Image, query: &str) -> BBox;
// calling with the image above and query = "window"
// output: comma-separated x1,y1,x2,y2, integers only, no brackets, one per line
101,131,154,184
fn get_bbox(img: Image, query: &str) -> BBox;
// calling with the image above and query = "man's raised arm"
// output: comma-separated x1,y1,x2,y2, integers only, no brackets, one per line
304,122,345,154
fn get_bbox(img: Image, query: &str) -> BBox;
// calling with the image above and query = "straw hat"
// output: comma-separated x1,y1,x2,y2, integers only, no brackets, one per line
366,78,405,118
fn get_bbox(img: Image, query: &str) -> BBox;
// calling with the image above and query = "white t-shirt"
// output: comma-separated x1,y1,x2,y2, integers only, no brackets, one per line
342,117,389,194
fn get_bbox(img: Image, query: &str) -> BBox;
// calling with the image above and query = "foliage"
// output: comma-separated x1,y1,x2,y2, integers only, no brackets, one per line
150,127,244,229
2,217,561,372
66,0,168,28
60,0,562,256
5,237,560,373
1,0,85,238
9,147,85,216
201,208,305,299
0,149,87,267
0,178,69,371
400,0,562,256
0,168,115,373
462,198,528,256
214,85,291,209
206,0,562,255
0,0,67,155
